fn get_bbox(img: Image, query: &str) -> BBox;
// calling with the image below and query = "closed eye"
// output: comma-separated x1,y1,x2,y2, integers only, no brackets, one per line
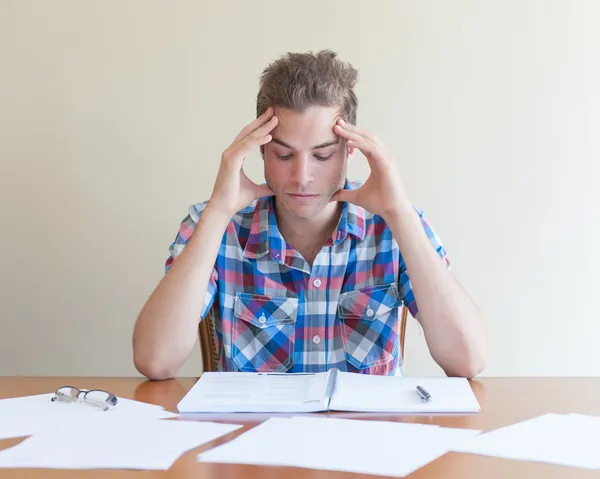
275,153,334,161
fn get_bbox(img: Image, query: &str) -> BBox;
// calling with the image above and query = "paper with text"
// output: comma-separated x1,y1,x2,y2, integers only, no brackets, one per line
177,371,332,413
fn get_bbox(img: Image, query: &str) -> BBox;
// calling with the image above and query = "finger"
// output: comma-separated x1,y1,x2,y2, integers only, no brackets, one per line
336,119,379,143
345,136,378,158
241,171,274,199
233,107,274,143
254,182,274,199
330,188,359,205
225,134,273,166
247,115,279,140
238,134,273,156
333,123,363,142
234,106,273,142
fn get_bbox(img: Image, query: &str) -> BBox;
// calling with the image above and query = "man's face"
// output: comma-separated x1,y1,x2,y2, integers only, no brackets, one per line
263,105,348,219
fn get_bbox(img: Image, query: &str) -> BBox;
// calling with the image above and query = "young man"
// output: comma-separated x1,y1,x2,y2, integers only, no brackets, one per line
133,51,486,380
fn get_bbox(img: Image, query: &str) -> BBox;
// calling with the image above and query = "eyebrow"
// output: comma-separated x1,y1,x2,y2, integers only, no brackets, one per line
271,138,340,150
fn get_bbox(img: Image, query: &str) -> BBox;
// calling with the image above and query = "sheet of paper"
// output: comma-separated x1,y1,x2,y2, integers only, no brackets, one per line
198,416,480,477
0,415,241,470
0,393,176,440
177,371,331,413
452,413,600,470
329,372,481,413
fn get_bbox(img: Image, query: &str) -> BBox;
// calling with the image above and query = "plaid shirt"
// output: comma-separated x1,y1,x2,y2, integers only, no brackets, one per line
166,181,449,375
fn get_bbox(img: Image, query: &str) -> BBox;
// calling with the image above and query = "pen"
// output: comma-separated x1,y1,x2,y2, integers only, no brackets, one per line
416,385,432,402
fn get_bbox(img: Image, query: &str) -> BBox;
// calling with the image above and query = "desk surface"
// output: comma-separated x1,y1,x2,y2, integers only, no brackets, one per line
1,376,599,478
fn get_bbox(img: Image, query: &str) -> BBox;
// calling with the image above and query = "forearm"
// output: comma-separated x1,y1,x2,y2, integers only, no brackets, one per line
133,205,230,380
386,198,486,378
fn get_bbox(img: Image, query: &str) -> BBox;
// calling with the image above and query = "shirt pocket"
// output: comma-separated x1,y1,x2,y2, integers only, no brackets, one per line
231,292,298,373
338,283,403,372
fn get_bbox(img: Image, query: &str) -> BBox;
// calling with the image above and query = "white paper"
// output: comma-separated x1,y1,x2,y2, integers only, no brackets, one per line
177,371,332,413
329,372,481,413
452,413,600,470
198,416,481,477
0,415,241,470
0,393,177,440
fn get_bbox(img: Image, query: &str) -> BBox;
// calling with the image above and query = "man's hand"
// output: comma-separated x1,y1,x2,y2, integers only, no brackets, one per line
332,119,408,220
209,107,278,217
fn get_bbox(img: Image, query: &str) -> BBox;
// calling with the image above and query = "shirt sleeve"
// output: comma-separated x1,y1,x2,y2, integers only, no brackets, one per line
398,207,450,318
165,202,218,320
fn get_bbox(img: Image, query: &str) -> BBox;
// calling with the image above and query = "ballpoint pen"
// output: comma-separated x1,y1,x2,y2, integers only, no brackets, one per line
416,385,432,402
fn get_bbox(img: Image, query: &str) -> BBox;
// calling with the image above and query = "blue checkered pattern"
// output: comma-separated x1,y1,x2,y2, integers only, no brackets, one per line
166,181,449,375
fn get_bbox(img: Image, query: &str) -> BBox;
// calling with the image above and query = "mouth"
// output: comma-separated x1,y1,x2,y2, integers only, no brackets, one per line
288,193,319,199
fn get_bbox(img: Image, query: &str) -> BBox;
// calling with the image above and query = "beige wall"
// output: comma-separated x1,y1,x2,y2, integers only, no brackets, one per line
1,0,599,377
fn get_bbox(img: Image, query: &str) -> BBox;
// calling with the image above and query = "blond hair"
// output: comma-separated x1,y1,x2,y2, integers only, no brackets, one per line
256,50,358,124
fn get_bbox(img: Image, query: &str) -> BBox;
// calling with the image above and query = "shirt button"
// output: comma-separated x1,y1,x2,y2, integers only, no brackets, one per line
258,315,267,324
366,308,374,317
313,279,322,287
312,335,321,344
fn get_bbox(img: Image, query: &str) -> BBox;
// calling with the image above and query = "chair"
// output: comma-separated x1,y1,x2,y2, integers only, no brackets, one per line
198,304,220,373
199,304,409,373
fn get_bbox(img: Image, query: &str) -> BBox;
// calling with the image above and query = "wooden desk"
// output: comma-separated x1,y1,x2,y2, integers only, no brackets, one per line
1,377,599,478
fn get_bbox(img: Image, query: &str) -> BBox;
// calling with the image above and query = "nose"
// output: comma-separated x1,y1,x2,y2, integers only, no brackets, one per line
290,155,313,186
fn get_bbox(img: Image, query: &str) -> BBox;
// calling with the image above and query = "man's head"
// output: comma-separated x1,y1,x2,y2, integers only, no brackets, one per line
256,50,359,219
256,50,358,124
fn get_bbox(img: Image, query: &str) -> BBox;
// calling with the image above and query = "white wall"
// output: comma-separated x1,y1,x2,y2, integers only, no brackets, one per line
1,0,599,377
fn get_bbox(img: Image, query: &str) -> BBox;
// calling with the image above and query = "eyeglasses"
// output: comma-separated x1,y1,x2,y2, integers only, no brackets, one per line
51,386,118,411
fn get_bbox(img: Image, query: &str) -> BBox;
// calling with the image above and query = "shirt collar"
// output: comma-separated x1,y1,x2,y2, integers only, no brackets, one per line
242,180,366,264
332,180,366,244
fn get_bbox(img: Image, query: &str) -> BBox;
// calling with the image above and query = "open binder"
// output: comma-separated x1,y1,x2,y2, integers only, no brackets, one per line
177,369,481,414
